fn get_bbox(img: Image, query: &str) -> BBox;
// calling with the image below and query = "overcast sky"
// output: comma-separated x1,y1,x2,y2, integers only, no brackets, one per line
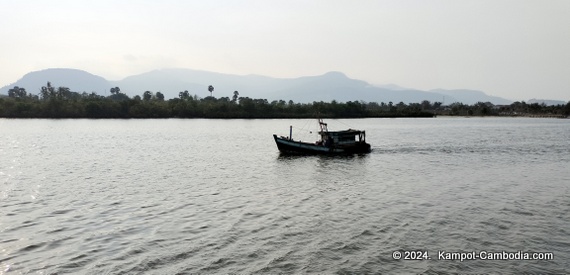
1,0,569,101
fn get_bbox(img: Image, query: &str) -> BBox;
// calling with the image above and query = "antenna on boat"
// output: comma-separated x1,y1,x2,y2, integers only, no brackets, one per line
290,125,293,140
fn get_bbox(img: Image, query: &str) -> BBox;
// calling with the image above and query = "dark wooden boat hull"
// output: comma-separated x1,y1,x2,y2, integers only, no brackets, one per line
273,135,371,155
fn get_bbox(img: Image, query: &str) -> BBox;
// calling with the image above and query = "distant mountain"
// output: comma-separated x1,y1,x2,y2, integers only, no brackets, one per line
373,83,411,91
261,71,459,104
109,68,269,99
527,98,567,106
430,89,513,105
0,68,111,95
1,68,515,105
109,69,511,104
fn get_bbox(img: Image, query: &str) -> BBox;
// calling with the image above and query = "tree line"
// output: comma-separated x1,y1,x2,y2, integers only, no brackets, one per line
1,83,569,119
443,101,570,117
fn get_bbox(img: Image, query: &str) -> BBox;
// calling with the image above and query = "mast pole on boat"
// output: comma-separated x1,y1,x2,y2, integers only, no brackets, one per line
290,125,292,140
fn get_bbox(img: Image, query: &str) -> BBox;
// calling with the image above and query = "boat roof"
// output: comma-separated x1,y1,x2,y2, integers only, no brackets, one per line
319,129,365,135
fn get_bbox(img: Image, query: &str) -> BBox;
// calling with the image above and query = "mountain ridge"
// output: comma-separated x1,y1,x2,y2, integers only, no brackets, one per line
0,68,532,105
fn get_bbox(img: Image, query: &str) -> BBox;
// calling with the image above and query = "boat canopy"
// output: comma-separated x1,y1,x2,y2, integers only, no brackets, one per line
319,129,366,144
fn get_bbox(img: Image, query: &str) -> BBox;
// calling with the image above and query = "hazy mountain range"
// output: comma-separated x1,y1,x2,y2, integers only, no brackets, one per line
0,68,533,105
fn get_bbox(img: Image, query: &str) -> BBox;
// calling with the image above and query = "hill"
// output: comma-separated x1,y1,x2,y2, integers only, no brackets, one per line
527,99,567,106
1,68,514,105
430,89,513,105
109,68,511,104
0,68,111,95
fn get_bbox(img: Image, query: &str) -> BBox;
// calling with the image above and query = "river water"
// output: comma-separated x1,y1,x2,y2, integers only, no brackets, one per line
1,117,569,274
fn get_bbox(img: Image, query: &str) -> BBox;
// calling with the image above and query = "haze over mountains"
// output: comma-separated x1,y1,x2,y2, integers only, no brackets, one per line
0,68,540,105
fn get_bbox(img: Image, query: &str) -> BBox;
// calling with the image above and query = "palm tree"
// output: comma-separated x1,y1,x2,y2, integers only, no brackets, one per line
232,91,239,102
143,91,153,101
208,85,214,97
156,92,165,101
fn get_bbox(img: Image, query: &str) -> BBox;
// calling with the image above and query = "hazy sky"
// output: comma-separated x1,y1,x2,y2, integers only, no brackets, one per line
1,0,569,101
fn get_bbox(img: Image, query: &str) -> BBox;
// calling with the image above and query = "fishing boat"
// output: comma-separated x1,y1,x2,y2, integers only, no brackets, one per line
273,119,371,154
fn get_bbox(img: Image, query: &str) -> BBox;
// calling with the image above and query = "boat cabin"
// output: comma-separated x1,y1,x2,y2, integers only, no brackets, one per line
319,129,366,146
317,119,366,147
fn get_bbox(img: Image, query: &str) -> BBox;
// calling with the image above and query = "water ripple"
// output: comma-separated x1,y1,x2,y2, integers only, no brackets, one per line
0,118,568,274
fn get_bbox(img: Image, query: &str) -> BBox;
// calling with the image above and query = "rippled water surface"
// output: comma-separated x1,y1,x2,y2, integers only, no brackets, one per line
1,117,569,274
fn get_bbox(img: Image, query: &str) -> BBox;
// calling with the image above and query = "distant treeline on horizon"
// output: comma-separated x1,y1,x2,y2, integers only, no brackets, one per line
1,84,569,119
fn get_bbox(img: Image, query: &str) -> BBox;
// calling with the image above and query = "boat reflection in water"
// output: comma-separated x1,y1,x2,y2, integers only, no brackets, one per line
273,119,371,155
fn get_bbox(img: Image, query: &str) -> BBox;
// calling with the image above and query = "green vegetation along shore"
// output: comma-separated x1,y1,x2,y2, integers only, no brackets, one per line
1,84,569,119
